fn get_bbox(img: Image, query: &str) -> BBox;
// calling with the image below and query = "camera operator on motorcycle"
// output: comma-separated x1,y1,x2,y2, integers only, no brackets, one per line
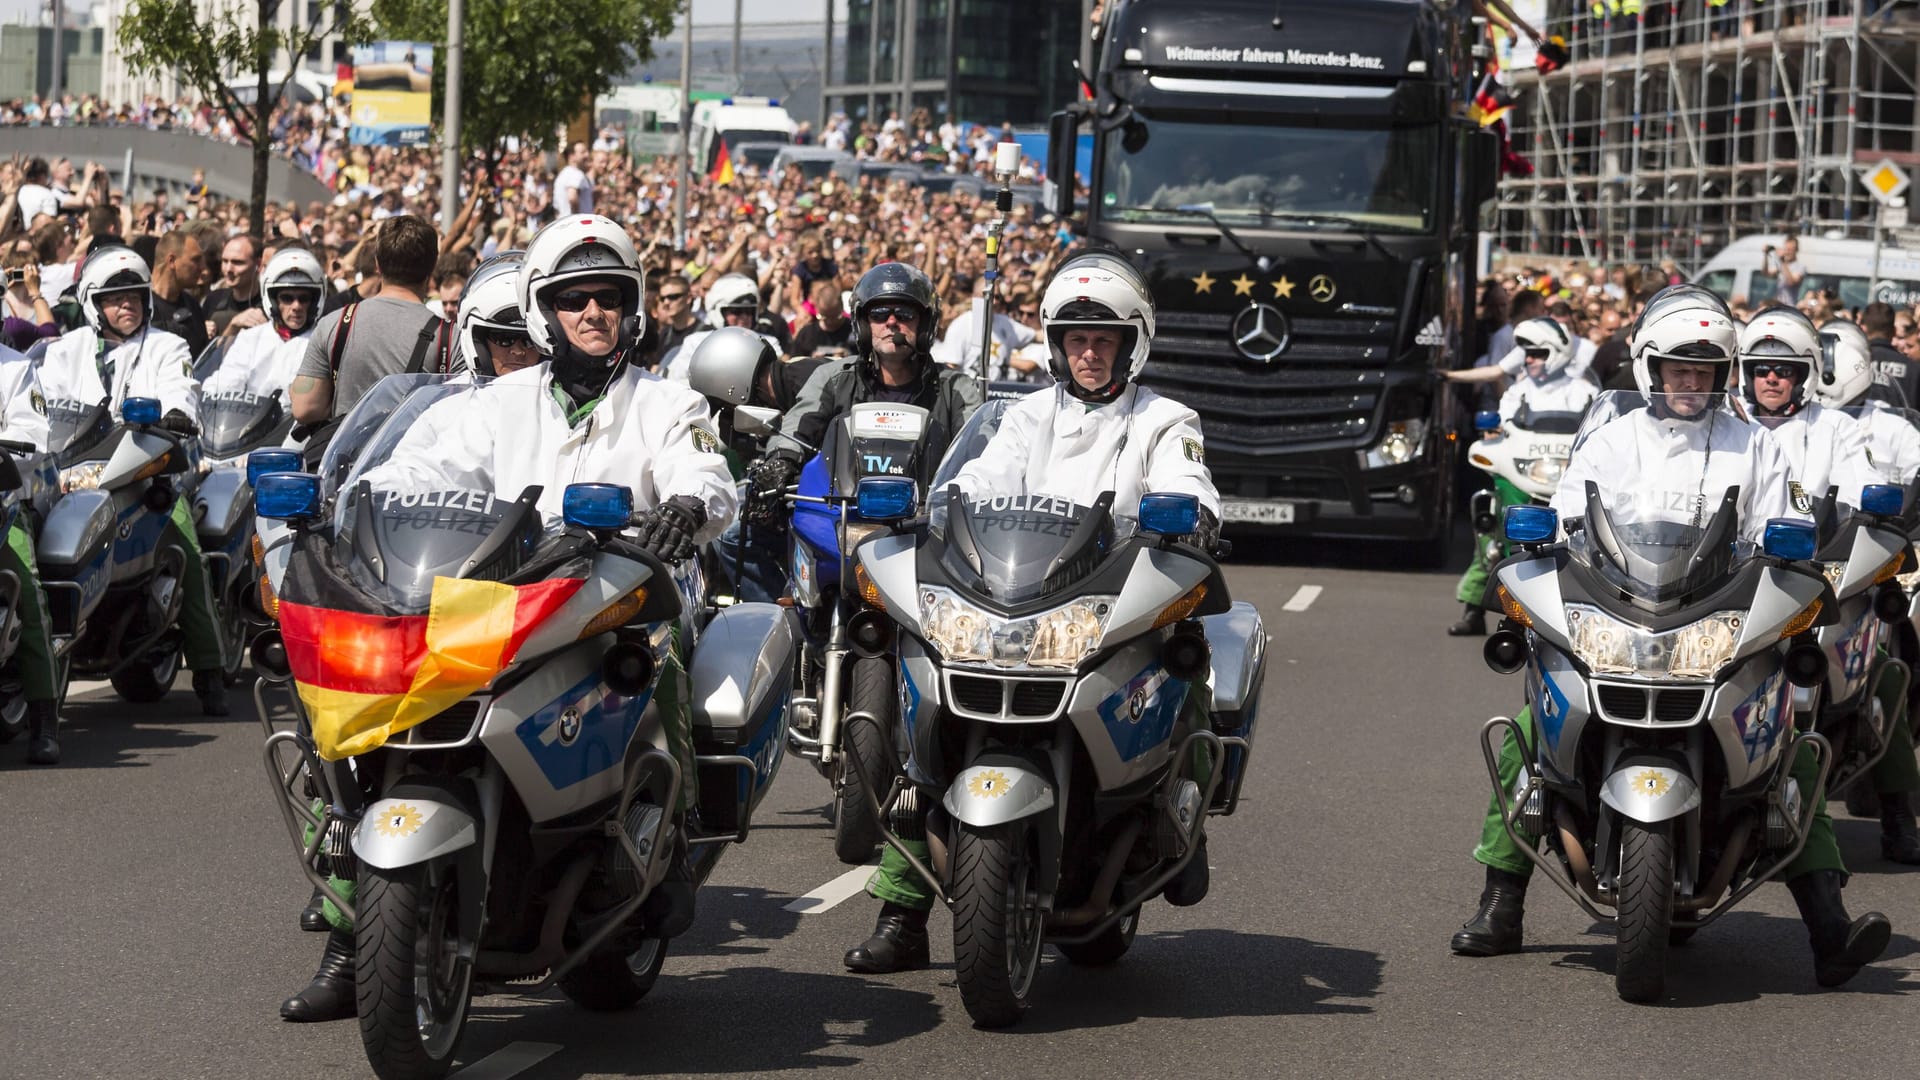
661,272,783,381
1448,316,1598,637
1798,319,1920,864
0,342,60,763
840,252,1216,975
39,245,229,716
744,261,983,529
201,247,326,398
1735,305,1878,514
280,214,736,1024
1452,284,1894,988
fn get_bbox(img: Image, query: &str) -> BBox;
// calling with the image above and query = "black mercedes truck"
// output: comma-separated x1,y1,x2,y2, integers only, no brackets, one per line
1048,0,1498,549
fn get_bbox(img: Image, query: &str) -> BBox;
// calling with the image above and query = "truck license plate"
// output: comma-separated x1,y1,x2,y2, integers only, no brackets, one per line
1220,500,1295,524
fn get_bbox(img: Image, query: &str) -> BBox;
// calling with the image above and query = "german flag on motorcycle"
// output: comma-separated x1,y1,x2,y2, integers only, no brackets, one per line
277,545,589,760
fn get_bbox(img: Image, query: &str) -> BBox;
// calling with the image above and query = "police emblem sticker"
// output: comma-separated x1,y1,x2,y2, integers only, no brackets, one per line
966,768,1013,800
374,802,426,839
1788,480,1812,515
1182,437,1204,463
691,428,720,454
28,389,44,416
1630,769,1673,799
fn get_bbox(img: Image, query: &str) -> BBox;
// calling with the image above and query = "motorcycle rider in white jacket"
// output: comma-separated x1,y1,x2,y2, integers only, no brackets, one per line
1816,319,1920,486
1450,317,1598,636
284,215,736,1025
37,245,229,716
1457,285,1893,990
845,252,1221,977
201,247,326,399
1734,305,1879,514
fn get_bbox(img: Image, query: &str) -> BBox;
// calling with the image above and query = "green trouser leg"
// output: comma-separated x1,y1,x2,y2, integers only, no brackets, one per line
1869,661,1920,795
4,522,59,702
868,840,936,911
1783,737,1848,879
1455,478,1523,605
1472,705,1538,877
165,497,225,671
656,623,698,815
302,799,356,932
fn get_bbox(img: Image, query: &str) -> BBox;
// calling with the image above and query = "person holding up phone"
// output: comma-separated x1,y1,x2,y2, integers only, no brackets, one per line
1766,234,1807,305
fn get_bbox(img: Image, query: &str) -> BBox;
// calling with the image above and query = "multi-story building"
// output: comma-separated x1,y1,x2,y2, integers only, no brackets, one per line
97,0,362,104
822,0,1089,125
1496,1,1919,272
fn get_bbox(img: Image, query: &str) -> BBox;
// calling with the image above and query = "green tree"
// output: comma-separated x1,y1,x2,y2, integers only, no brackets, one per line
372,0,679,166
116,0,374,237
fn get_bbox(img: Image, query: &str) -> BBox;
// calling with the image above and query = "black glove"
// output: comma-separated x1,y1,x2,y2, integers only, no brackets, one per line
160,409,199,437
744,455,800,526
1188,506,1222,556
633,495,706,563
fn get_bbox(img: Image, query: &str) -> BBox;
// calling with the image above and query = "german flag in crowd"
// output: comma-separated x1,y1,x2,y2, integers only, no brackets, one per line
710,141,735,185
278,548,587,760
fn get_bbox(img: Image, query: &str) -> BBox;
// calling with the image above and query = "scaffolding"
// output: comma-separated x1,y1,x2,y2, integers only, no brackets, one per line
1495,1,1920,273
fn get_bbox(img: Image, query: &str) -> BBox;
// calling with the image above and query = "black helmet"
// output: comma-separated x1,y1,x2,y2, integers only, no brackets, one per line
851,261,939,358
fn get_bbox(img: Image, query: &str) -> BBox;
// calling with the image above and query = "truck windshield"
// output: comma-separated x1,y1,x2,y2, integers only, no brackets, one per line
1100,119,1437,233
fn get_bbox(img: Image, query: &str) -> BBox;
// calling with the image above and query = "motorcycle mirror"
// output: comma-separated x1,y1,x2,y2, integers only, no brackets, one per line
122,397,162,427
1138,492,1200,536
255,472,321,522
247,448,302,488
733,404,781,438
1762,517,1817,561
1473,410,1500,433
562,483,635,531
855,476,916,521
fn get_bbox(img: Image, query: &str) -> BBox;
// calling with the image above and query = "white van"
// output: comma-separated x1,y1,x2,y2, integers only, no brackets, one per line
1696,234,1920,310
689,98,797,173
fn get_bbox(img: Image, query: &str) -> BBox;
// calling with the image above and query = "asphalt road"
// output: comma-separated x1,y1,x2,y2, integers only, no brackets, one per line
4,546,1918,1080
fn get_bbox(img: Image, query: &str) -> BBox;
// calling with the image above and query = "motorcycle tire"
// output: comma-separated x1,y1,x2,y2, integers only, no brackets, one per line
1614,818,1674,1004
110,643,181,704
357,859,474,1080
558,937,669,1012
0,696,25,744
1056,912,1137,967
832,657,893,865
952,820,1046,1028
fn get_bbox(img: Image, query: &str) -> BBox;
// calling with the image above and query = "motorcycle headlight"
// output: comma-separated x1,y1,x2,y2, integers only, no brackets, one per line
919,586,1116,670
60,462,104,492
1565,604,1744,681
1524,457,1567,486
1357,419,1429,470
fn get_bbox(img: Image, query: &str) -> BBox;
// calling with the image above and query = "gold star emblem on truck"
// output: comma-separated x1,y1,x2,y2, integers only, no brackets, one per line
1272,276,1295,299
1231,273,1255,296
1191,270,1216,294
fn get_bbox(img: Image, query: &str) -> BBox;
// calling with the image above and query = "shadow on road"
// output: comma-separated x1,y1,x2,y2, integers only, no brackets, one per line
0,706,216,771
1005,928,1383,1033
1548,912,1920,1006
673,886,806,958
463,965,944,1074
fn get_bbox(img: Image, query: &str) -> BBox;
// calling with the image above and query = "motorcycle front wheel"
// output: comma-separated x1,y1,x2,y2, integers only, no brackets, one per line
357,859,474,1080
953,819,1046,1028
1614,818,1674,1004
832,656,893,864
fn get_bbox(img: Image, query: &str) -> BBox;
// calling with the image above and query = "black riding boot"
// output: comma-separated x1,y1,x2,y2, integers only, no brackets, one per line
1450,866,1527,956
280,928,356,1022
1880,797,1920,865
193,670,230,717
1447,604,1486,637
25,700,59,765
844,901,931,974
1786,869,1891,988
299,886,329,931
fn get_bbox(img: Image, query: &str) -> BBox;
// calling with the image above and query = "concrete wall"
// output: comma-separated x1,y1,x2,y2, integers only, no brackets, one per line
4,126,335,208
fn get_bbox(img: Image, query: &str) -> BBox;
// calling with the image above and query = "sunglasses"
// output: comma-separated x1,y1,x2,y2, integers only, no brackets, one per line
865,304,918,324
276,289,318,306
1748,362,1803,380
552,288,623,313
1522,347,1552,359
1018,307,1039,317
484,328,535,349
657,291,689,302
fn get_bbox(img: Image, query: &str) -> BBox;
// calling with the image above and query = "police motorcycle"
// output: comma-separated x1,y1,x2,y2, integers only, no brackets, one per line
190,339,297,678
1475,391,1866,1003
1839,399,1920,818
0,441,61,742
250,378,795,1079
37,394,205,701
1464,402,1582,567
688,346,932,864
843,399,1267,1027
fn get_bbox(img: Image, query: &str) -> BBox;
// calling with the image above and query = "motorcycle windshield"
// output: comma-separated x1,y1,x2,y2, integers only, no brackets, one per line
1843,401,1920,485
318,373,452,502
330,381,548,611
47,399,113,465
201,391,283,457
190,337,230,385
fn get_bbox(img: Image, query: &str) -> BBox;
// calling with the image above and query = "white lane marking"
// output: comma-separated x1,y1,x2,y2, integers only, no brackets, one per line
783,866,874,914
452,1041,562,1080
1281,585,1322,612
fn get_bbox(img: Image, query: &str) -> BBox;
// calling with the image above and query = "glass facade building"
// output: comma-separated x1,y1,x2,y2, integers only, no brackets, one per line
824,0,1085,127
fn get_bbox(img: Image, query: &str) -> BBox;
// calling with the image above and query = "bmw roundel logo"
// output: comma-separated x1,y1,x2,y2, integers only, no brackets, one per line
557,708,582,745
